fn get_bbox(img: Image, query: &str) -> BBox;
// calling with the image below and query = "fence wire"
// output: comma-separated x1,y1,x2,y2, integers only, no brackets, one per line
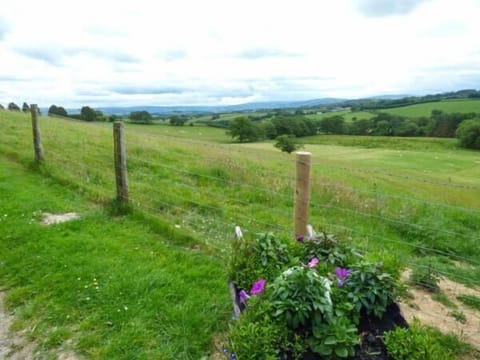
2,115,480,292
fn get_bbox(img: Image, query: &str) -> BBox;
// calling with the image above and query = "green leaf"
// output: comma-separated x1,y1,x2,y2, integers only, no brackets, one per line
335,347,349,358
313,344,333,356
324,336,337,345
273,309,284,317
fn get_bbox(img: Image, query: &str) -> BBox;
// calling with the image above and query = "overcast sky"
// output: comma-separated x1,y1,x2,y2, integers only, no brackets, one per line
1,0,479,108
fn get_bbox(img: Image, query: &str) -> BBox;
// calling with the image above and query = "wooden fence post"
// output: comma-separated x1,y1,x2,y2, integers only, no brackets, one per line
294,151,311,239
30,104,44,162
113,122,129,204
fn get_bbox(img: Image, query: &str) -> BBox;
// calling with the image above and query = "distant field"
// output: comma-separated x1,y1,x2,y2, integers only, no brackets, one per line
299,134,458,151
194,111,270,123
381,99,480,117
129,122,231,143
306,110,375,122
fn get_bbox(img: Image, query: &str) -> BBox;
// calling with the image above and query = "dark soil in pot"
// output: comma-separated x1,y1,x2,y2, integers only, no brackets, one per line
286,303,408,360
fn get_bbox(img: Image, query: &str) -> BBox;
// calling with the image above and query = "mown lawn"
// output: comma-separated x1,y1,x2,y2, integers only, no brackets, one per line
0,157,231,359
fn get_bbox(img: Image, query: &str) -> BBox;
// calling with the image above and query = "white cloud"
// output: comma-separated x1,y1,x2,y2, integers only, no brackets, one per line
0,0,479,107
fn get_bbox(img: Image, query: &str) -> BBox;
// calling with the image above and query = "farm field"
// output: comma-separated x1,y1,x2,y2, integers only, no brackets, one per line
306,110,375,122
1,109,480,357
381,99,480,117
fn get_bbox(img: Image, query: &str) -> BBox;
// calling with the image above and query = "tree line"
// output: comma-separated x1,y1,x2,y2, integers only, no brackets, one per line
227,111,480,150
0,101,33,112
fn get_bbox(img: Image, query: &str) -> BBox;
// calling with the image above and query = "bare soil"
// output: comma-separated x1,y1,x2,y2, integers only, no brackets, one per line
399,271,480,352
41,212,80,225
0,292,80,360
0,291,36,359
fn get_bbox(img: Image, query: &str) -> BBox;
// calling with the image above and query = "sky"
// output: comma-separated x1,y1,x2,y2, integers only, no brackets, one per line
1,0,480,108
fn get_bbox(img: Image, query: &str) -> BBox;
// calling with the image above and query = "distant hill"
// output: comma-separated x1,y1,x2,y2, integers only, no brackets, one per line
38,89,480,116
88,98,346,115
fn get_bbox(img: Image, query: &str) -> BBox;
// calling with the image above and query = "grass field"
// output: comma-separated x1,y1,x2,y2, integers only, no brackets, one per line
306,110,375,122
0,157,230,359
381,99,480,117
1,109,480,357
194,111,270,124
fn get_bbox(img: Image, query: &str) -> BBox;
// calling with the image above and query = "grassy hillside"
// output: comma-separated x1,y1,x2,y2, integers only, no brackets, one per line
0,157,230,359
1,109,480,355
381,99,480,117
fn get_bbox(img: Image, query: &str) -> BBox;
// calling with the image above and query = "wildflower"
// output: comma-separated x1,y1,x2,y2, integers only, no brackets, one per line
296,235,304,242
335,267,350,278
308,257,319,268
238,289,250,304
334,267,350,287
250,278,266,295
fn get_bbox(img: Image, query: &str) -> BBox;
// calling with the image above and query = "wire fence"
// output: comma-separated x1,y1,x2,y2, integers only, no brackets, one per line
1,112,480,291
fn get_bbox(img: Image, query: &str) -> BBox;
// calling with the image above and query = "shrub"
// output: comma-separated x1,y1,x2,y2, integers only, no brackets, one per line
270,265,333,329
343,261,397,318
228,297,285,359
456,119,480,149
300,232,359,267
229,232,294,290
274,135,302,154
310,316,359,358
383,320,455,360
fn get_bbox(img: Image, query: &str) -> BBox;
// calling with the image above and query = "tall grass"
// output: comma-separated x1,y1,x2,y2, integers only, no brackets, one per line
1,110,479,287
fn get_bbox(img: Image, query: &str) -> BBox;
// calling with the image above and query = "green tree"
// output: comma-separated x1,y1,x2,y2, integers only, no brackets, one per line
319,115,345,134
48,104,68,117
274,135,302,153
0,104,4,110
8,102,20,111
169,115,187,126
81,106,97,122
348,118,372,135
227,117,260,142
456,119,480,149
130,111,153,124
259,121,277,139
394,121,419,137
271,115,317,137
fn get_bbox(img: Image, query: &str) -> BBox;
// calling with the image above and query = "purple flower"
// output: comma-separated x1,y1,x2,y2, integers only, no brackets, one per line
334,267,350,279
238,289,250,304
251,278,266,295
334,267,350,287
296,235,304,242
308,257,319,268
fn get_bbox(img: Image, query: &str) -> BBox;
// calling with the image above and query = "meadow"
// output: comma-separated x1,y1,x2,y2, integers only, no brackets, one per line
1,109,480,358
305,110,375,122
381,99,480,117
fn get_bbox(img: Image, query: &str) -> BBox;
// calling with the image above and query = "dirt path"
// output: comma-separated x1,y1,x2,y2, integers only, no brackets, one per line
399,271,480,354
0,292,81,360
0,291,37,359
